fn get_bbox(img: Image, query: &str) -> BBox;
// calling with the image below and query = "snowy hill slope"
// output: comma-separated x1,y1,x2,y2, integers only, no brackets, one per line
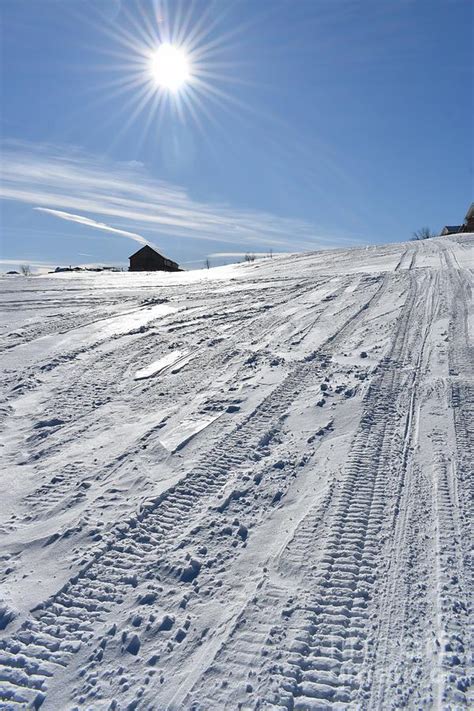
0,234,472,709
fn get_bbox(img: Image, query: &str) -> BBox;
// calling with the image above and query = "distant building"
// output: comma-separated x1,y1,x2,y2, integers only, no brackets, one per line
440,225,461,236
461,203,474,232
129,245,181,272
440,203,474,236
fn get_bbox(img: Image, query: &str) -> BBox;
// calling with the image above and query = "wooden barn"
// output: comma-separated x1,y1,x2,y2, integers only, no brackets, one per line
129,245,181,272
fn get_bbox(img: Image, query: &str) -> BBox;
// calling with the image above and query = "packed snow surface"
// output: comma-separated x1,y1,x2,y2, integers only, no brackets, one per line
0,235,472,710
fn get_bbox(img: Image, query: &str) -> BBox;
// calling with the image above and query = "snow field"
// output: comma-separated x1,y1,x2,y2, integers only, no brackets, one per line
0,234,472,709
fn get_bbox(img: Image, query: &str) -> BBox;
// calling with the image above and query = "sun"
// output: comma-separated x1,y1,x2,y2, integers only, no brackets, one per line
149,43,190,92
91,4,253,145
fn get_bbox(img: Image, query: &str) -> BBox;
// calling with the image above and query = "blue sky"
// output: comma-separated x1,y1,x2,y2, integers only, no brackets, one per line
0,0,472,271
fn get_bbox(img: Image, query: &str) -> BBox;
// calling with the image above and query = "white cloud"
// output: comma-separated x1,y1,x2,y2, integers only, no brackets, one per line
0,258,54,267
34,207,151,247
0,140,359,253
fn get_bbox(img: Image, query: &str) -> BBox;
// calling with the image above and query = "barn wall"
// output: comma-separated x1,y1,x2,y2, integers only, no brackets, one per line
129,252,180,271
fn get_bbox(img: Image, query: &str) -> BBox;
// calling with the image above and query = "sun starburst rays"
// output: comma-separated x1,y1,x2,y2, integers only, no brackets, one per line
74,0,260,151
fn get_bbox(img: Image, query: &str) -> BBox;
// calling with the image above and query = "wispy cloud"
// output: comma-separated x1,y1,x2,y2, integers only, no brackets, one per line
0,140,359,253
0,258,54,267
34,207,151,247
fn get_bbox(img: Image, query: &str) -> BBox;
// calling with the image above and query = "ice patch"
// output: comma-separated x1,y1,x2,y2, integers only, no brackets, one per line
160,414,221,453
135,350,185,380
95,303,177,340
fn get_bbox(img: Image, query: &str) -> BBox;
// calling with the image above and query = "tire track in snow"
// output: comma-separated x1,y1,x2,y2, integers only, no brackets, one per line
0,276,389,708
180,273,413,709
182,490,336,710
271,270,430,709
361,250,472,709
253,269,431,709
363,269,441,708
1,276,345,530
440,254,473,707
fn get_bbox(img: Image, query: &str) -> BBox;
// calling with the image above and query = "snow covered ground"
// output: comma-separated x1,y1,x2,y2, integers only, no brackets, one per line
0,234,472,710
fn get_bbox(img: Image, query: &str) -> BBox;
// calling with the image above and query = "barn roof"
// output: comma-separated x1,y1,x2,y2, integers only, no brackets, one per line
128,245,162,259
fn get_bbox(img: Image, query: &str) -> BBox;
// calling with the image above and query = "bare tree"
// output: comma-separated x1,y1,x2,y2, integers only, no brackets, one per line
411,227,435,241
20,264,32,276
244,253,255,262
204,258,211,270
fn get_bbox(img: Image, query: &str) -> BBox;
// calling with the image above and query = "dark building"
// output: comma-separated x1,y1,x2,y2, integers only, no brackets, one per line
440,225,461,236
461,203,474,233
440,203,474,236
129,245,181,272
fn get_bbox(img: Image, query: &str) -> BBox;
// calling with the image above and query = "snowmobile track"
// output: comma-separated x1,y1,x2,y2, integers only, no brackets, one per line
0,276,391,709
